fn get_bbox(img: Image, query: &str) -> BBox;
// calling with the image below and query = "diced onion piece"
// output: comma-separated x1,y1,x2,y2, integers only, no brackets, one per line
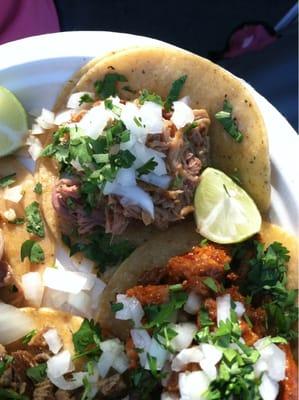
26,135,43,161
184,292,201,315
259,373,279,400
121,102,146,137
179,371,211,400
115,294,144,327
3,208,16,221
216,294,231,326
139,173,171,189
104,182,154,218
172,346,203,372
31,123,44,135
21,272,44,307
78,105,111,139
43,329,63,354
145,338,169,371
67,92,94,109
171,101,194,129
55,245,94,273
97,339,125,378
234,301,245,318
43,268,88,294
130,329,152,367
169,323,197,352
68,291,92,318
114,167,136,187
90,278,106,310
0,303,35,345
131,142,167,176
139,101,164,134
47,372,86,390
47,350,73,378
199,343,222,380
112,351,129,374
42,287,69,309
180,96,191,105
54,110,73,125
3,185,23,203
254,338,286,381
36,108,56,129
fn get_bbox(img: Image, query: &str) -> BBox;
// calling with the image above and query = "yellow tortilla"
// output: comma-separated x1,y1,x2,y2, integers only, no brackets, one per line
97,220,298,339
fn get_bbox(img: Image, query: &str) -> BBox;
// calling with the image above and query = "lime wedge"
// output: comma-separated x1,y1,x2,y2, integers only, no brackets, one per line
194,167,262,244
0,86,28,157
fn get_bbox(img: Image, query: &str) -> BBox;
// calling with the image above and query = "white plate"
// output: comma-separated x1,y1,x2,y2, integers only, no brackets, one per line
0,31,298,235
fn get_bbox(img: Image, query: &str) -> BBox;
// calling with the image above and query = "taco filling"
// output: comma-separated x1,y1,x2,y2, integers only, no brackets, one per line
40,75,210,236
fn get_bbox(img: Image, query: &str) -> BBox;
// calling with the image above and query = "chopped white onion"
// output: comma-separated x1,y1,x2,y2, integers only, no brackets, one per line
115,294,144,327
36,108,56,129
3,208,16,221
145,338,169,371
114,167,136,187
3,184,23,203
254,338,286,381
234,301,245,318
26,135,43,161
90,278,106,310
169,323,197,352
54,110,73,125
139,173,171,189
97,339,127,378
47,372,86,390
171,101,194,129
121,102,146,137
78,105,111,139
0,303,35,345
130,329,152,367
184,292,201,315
139,101,164,134
199,343,223,380
31,123,45,135
67,92,94,109
216,294,231,326
171,346,203,372
104,181,154,218
131,142,167,176
42,287,69,309
68,291,92,318
21,272,44,307
47,350,73,378
180,96,191,105
259,372,279,400
43,267,88,294
43,329,63,354
179,371,211,400
55,245,94,273
112,351,129,374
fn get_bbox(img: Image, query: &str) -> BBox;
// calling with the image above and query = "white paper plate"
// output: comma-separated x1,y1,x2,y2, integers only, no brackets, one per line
0,31,298,235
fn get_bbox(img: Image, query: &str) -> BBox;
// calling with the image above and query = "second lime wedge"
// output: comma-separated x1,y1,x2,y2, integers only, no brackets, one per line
194,167,262,244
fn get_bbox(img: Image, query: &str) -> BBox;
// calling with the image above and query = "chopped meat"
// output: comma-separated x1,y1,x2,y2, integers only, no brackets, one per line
11,350,35,382
28,328,49,353
246,307,266,338
166,372,179,393
97,373,127,398
71,110,87,122
138,267,168,285
126,285,169,305
279,344,298,400
183,276,221,298
0,229,4,260
239,321,259,346
225,286,245,303
55,390,75,400
203,298,217,325
125,337,139,369
33,379,55,400
0,260,13,287
167,244,231,282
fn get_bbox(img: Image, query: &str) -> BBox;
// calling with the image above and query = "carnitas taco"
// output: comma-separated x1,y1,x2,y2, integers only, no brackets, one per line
35,46,270,268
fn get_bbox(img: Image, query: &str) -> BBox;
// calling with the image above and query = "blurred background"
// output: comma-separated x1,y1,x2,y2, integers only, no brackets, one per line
1,0,298,129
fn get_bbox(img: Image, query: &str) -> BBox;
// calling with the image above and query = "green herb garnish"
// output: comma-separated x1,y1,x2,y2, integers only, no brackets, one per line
33,182,42,194
0,389,29,400
22,329,37,344
164,75,187,111
26,363,47,383
72,319,102,360
20,240,45,263
215,99,243,142
0,355,13,377
0,173,16,188
94,73,127,99
203,277,219,293
8,217,25,225
79,93,94,106
136,157,157,177
25,201,45,238
139,89,164,106
111,302,124,313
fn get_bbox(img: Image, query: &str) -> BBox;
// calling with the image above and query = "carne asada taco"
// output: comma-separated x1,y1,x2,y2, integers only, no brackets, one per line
96,221,298,399
36,46,270,254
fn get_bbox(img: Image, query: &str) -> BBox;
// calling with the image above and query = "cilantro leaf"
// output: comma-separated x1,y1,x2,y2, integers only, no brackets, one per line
164,75,187,111
104,99,122,116
72,319,102,360
111,302,124,313
130,368,160,400
33,182,42,194
0,173,16,188
26,363,47,383
136,157,158,177
215,99,243,142
79,93,94,106
203,277,219,293
25,201,45,238
22,329,37,344
8,217,25,225
94,73,127,99
0,389,29,400
0,355,13,377
20,240,45,263
111,149,136,169
139,89,164,106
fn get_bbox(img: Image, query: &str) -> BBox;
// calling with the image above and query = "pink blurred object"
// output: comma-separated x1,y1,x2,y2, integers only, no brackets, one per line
0,0,60,45
224,24,277,58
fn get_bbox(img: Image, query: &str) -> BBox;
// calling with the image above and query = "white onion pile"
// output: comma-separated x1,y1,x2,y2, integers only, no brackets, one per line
21,272,44,307
0,303,35,345
216,294,231,326
67,92,94,109
115,294,144,327
97,339,129,378
171,101,194,129
168,323,197,352
43,329,63,354
26,135,43,161
179,370,211,400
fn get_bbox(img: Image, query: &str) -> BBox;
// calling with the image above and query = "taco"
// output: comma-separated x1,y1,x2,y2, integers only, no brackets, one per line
36,46,270,262
96,221,298,399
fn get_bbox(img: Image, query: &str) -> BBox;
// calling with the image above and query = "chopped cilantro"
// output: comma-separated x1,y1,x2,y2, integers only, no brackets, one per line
136,157,157,177
155,325,178,353
215,99,243,142
170,175,183,190
8,217,25,225
164,75,187,111
104,98,122,116
93,153,109,164
72,319,102,360
111,149,136,169
33,182,42,194
198,307,214,328
81,375,92,400
20,240,45,263
79,93,94,106
199,238,209,247
94,73,127,99
138,89,164,106
111,302,124,313
203,277,218,293
0,355,13,377
26,363,47,383
0,389,29,400
133,116,143,127
22,329,37,344
146,354,158,378
0,173,16,188
130,368,160,399
25,201,45,238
